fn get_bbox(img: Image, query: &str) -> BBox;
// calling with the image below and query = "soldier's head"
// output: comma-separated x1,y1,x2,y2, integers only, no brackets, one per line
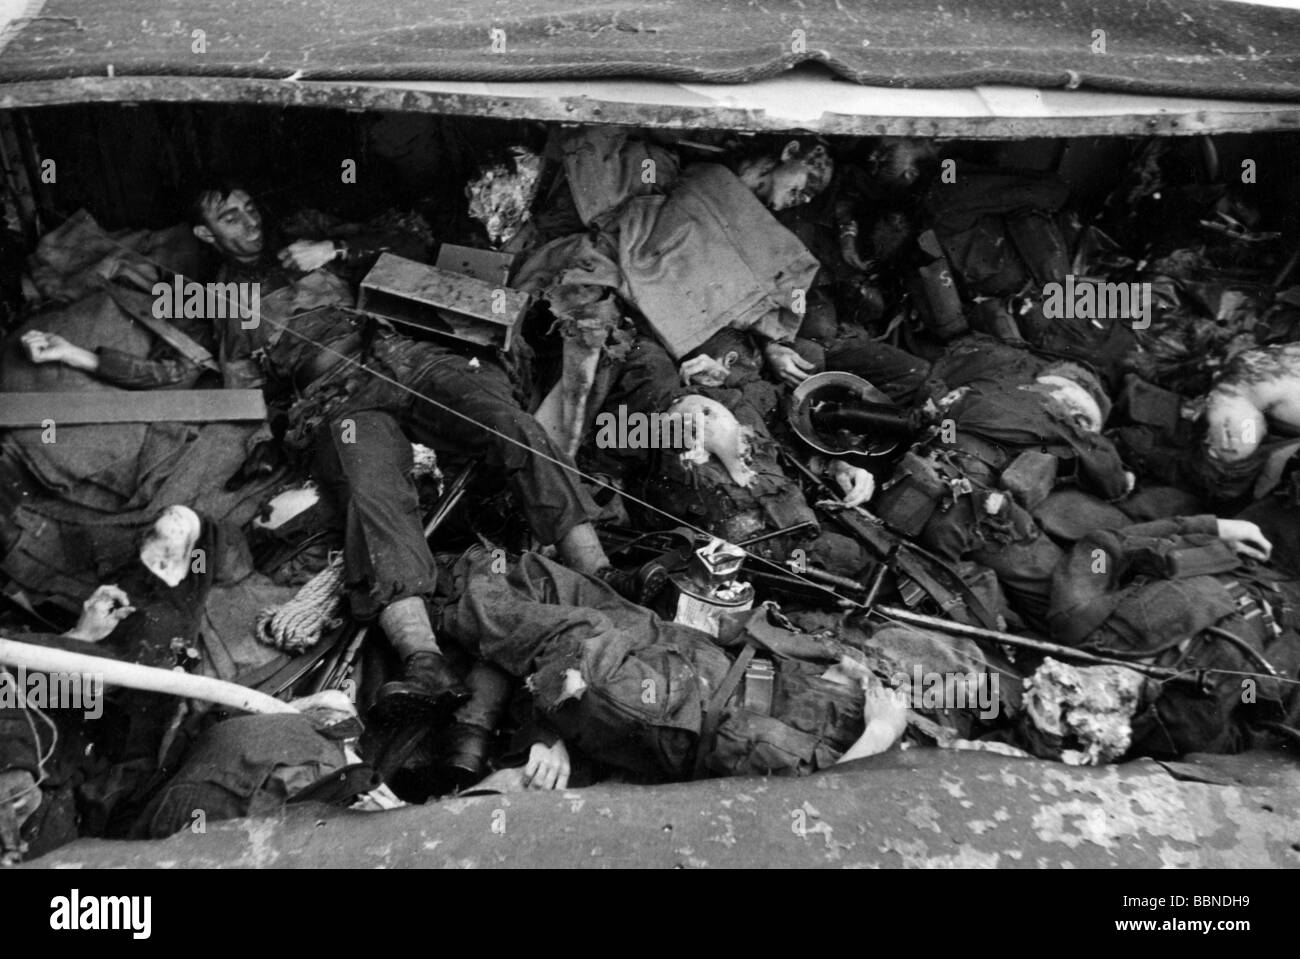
190,178,264,263
139,505,203,587
1034,362,1111,434
1203,389,1265,463
868,138,938,190
736,139,834,211
466,147,543,247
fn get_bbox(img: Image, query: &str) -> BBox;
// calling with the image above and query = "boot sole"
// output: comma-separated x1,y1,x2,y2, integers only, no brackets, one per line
367,686,471,729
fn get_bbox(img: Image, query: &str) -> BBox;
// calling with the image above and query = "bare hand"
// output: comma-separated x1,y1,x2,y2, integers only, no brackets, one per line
20,330,99,373
21,330,75,365
65,584,136,642
277,240,338,273
763,343,815,389
830,656,909,737
832,662,910,763
862,676,910,741
828,459,875,507
1215,519,1272,562
838,223,875,272
522,739,571,791
680,354,731,388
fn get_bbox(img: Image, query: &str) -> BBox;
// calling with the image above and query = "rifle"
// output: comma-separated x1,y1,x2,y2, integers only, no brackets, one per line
866,604,1190,684
600,523,862,607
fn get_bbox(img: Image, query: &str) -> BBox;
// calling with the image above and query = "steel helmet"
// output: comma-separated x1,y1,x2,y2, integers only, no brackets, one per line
789,370,909,466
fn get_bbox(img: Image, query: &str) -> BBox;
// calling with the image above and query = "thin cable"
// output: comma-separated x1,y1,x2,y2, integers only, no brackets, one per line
20,208,1300,692
1,667,58,807
32,205,879,602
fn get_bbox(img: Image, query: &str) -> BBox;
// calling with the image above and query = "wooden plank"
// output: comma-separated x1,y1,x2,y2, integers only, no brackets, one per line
436,243,517,287
359,252,528,350
0,390,266,427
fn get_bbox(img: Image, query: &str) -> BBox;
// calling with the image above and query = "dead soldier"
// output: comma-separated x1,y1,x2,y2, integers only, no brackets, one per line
187,180,666,735
516,129,883,570
891,335,1137,626
1047,514,1300,757
427,546,909,788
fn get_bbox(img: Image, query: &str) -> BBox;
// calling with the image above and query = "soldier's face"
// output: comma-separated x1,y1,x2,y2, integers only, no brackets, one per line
1204,394,1264,463
196,189,264,261
766,161,816,211
1035,375,1104,434
740,155,816,211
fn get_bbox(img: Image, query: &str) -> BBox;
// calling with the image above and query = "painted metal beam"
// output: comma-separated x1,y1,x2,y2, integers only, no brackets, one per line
3,76,1300,139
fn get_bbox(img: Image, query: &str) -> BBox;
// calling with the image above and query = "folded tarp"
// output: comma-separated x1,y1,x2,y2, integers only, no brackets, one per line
2,0,1299,102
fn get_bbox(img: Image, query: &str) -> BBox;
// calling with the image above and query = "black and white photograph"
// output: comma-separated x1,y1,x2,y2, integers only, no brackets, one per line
0,0,1295,914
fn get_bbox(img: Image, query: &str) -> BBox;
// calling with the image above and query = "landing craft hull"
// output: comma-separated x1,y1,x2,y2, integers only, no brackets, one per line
22,750,1299,869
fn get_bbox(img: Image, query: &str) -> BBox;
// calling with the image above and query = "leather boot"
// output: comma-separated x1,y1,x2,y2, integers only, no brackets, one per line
370,651,470,727
437,722,493,791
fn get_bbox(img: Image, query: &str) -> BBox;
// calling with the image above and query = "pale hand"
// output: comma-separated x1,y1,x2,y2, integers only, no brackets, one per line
277,240,338,273
831,656,908,738
22,331,79,366
523,739,571,790
65,584,136,642
679,354,731,387
862,677,910,742
763,343,814,389
829,459,875,507
1215,519,1272,562
833,663,910,764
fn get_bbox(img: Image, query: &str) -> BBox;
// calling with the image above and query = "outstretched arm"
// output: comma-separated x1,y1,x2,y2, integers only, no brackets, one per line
829,657,910,764
22,329,199,390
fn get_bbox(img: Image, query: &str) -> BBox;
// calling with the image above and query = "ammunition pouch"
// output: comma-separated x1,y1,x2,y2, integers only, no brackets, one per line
874,451,948,536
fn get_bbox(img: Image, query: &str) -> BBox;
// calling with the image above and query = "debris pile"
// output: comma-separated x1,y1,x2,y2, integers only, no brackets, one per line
2,123,1299,863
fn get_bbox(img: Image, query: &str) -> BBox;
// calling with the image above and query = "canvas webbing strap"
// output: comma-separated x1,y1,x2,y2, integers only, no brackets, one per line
103,282,220,373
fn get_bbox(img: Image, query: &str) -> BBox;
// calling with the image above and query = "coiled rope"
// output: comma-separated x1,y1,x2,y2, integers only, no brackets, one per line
257,553,345,654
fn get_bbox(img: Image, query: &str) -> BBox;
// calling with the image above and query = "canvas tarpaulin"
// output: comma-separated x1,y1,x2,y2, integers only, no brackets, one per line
1,0,1299,102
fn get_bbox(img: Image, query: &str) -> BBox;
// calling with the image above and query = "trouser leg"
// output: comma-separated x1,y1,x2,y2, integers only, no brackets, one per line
453,661,512,731
405,354,601,546
921,493,1060,626
826,338,931,405
599,335,681,419
379,596,442,661
312,406,469,728
313,410,439,623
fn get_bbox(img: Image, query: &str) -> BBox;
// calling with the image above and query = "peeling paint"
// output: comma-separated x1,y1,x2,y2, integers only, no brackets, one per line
240,816,281,868
879,837,1002,868
25,752,1299,869
905,796,943,834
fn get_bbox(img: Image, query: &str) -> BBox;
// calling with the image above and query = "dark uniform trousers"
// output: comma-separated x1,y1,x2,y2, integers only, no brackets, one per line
312,337,601,619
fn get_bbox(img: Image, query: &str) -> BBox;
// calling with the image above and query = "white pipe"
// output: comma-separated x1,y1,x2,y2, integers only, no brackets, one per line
0,636,296,714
